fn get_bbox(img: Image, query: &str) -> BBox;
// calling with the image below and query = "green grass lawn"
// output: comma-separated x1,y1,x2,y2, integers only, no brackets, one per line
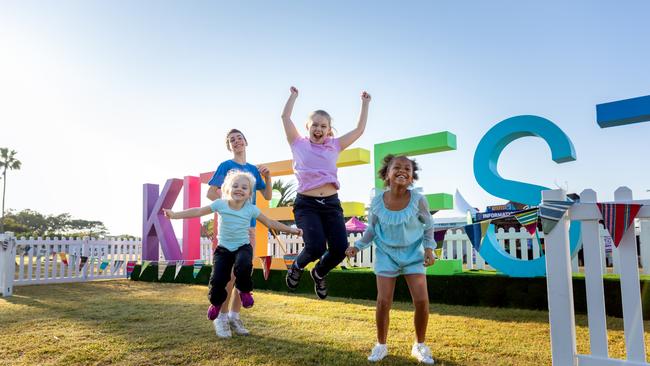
1,280,649,366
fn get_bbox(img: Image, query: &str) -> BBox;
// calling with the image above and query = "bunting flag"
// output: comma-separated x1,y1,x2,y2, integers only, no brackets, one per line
99,260,109,272
283,253,297,270
126,260,136,278
112,260,124,275
259,256,272,280
157,262,167,280
539,200,574,235
597,203,642,247
174,261,183,279
193,260,204,278
59,252,69,266
464,220,491,251
434,230,447,247
514,209,539,236
22,245,31,256
141,260,151,275
78,256,89,271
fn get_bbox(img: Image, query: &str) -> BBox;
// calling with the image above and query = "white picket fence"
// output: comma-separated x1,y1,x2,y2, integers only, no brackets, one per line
545,187,650,366
267,225,647,274
2,211,648,294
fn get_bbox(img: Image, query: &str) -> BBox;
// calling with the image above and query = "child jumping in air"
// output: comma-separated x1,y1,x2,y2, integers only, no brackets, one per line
281,86,371,299
345,155,437,364
164,170,302,338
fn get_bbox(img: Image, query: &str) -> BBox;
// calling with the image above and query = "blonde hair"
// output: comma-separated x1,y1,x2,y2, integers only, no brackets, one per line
306,110,336,137
221,170,256,202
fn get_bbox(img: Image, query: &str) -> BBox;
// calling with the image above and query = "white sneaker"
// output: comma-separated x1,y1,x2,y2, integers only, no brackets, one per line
213,317,232,338
229,317,250,336
411,343,434,364
367,343,388,362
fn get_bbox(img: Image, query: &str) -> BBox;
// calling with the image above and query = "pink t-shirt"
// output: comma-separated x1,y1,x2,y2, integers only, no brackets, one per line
290,136,341,193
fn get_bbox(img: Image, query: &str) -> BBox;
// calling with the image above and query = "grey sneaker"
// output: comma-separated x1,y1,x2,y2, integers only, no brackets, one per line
411,343,434,364
310,268,327,299
229,317,250,336
213,317,232,338
285,264,303,291
368,343,388,362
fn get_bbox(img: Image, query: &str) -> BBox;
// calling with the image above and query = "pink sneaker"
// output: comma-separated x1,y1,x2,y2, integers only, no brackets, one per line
207,304,220,321
239,292,254,309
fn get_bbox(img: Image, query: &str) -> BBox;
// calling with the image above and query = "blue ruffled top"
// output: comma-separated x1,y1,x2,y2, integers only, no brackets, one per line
354,189,435,251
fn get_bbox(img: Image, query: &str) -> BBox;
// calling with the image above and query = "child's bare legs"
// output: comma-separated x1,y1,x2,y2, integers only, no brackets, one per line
219,272,240,313
376,275,397,344
404,274,429,343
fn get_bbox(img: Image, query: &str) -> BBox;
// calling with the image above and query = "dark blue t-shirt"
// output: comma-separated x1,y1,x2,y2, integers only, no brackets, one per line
208,160,266,227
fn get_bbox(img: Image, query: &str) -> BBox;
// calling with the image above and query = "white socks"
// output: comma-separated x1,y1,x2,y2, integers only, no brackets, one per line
228,311,240,320
217,312,228,321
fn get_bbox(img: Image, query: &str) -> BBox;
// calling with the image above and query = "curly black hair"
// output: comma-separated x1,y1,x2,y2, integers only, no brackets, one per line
378,154,419,187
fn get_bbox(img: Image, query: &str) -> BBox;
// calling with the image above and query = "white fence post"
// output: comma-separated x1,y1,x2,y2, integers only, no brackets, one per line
570,189,608,358
542,189,577,366
1,232,16,297
613,187,646,362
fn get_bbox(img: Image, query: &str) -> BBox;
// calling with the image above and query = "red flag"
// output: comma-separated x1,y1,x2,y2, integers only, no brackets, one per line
597,203,642,247
259,256,272,280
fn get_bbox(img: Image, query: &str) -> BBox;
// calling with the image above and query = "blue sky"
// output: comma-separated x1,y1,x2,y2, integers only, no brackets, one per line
2,1,650,236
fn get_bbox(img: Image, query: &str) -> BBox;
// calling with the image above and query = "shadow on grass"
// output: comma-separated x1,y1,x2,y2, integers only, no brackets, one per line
3,281,464,366
273,286,632,332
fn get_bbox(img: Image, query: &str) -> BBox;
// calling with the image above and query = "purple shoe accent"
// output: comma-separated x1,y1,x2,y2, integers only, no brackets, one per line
207,304,220,320
240,292,254,309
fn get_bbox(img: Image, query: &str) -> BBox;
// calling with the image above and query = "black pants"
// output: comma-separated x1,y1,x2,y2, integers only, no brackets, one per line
293,193,348,277
208,244,253,307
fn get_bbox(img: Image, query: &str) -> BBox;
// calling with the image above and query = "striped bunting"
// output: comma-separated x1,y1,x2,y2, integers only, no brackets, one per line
283,253,298,270
463,220,491,251
126,261,136,278
597,203,642,247
514,209,538,236
112,260,124,275
539,200,574,235
193,260,205,279
99,260,110,272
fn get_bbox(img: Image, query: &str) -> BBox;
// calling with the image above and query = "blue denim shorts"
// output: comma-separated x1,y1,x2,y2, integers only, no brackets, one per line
374,244,425,277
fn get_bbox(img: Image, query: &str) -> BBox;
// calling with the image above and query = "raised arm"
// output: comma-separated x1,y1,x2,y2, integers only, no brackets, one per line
257,165,273,200
163,206,212,220
256,213,302,236
338,91,371,150
281,86,301,144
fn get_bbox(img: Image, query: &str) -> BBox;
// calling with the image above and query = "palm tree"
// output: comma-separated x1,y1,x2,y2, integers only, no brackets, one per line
1,148,22,232
272,179,297,207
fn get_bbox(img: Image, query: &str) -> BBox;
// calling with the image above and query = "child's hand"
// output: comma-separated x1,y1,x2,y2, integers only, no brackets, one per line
257,164,271,180
361,91,371,103
290,86,299,97
345,247,359,258
424,248,436,267
163,209,176,220
291,227,303,236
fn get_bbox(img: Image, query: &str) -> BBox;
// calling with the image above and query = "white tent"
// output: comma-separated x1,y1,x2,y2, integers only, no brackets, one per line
432,190,478,229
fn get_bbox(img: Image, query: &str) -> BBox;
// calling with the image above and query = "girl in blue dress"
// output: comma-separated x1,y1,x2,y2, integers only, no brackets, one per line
346,155,436,364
